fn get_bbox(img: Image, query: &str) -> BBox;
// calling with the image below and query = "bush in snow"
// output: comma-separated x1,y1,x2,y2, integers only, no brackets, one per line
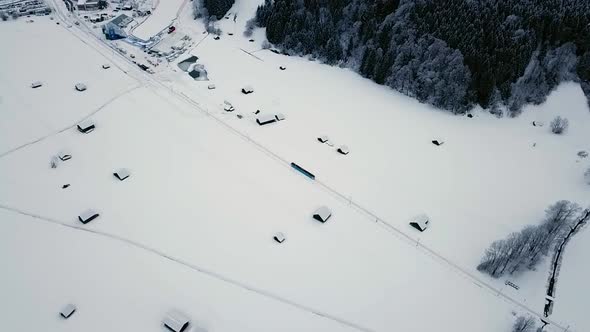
477,200,581,278
261,40,271,49
206,16,221,35
550,116,569,134
585,168,590,185
511,315,537,332
0,11,8,21
244,18,255,37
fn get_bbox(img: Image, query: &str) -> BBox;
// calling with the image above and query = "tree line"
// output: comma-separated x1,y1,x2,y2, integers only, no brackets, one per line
477,201,589,278
254,0,590,115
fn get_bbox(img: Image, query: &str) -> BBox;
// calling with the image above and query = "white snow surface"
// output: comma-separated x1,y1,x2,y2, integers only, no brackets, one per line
0,19,137,155
1,1,590,331
131,0,186,41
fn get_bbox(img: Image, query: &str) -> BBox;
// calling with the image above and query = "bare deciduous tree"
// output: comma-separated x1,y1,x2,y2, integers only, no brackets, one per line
512,315,537,332
550,116,569,134
478,200,581,278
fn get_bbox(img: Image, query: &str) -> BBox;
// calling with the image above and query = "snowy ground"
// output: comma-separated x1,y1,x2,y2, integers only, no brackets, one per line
131,0,186,41
0,18,137,154
1,0,589,331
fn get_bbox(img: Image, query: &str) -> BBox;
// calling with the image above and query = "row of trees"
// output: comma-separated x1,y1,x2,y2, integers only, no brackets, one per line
254,0,590,115
477,201,587,278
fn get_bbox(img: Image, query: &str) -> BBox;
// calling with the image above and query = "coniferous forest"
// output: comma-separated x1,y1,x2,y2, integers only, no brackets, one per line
255,0,590,115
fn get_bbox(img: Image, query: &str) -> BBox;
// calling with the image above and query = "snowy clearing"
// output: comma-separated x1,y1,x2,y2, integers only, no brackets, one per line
0,18,137,154
1,0,589,331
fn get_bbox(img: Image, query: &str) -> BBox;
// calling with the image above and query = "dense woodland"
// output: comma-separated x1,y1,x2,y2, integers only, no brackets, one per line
255,0,590,115
195,0,235,20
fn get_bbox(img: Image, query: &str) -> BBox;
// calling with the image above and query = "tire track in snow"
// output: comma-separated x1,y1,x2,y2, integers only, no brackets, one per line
40,4,573,331
0,84,142,159
0,204,373,332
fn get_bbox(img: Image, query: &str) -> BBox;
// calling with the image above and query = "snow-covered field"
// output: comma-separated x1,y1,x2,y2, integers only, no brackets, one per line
1,0,589,331
169,0,589,328
131,0,186,41
0,18,137,154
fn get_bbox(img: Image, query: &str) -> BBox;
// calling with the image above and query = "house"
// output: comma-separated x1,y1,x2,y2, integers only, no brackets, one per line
75,83,87,91
275,113,286,121
60,304,76,319
77,0,104,11
313,206,332,223
102,14,132,40
58,151,72,161
241,86,254,94
409,214,430,232
163,311,190,332
113,168,130,181
274,232,286,243
78,209,99,224
337,145,349,155
77,120,95,133
317,136,329,143
223,102,235,112
30,81,43,88
256,114,276,126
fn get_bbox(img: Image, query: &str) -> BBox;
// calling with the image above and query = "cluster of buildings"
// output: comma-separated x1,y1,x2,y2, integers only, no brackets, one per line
0,0,51,17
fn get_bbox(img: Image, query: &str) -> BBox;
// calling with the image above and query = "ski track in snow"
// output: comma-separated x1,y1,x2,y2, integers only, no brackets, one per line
12,1,577,331
0,204,375,332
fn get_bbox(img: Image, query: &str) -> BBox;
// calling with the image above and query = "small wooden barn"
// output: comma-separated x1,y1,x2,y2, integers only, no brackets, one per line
59,304,76,319
163,311,190,332
409,214,430,232
77,120,95,133
313,206,332,223
256,114,277,126
78,209,99,224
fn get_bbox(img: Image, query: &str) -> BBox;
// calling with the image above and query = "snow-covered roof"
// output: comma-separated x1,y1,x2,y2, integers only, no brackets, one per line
338,145,350,154
114,168,130,181
60,304,76,318
58,150,72,161
30,81,42,88
256,114,276,125
78,209,99,222
409,214,429,230
75,83,87,91
242,85,254,93
318,136,329,143
163,311,190,332
313,206,332,222
274,232,286,243
275,113,286,121
77,119,95,131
